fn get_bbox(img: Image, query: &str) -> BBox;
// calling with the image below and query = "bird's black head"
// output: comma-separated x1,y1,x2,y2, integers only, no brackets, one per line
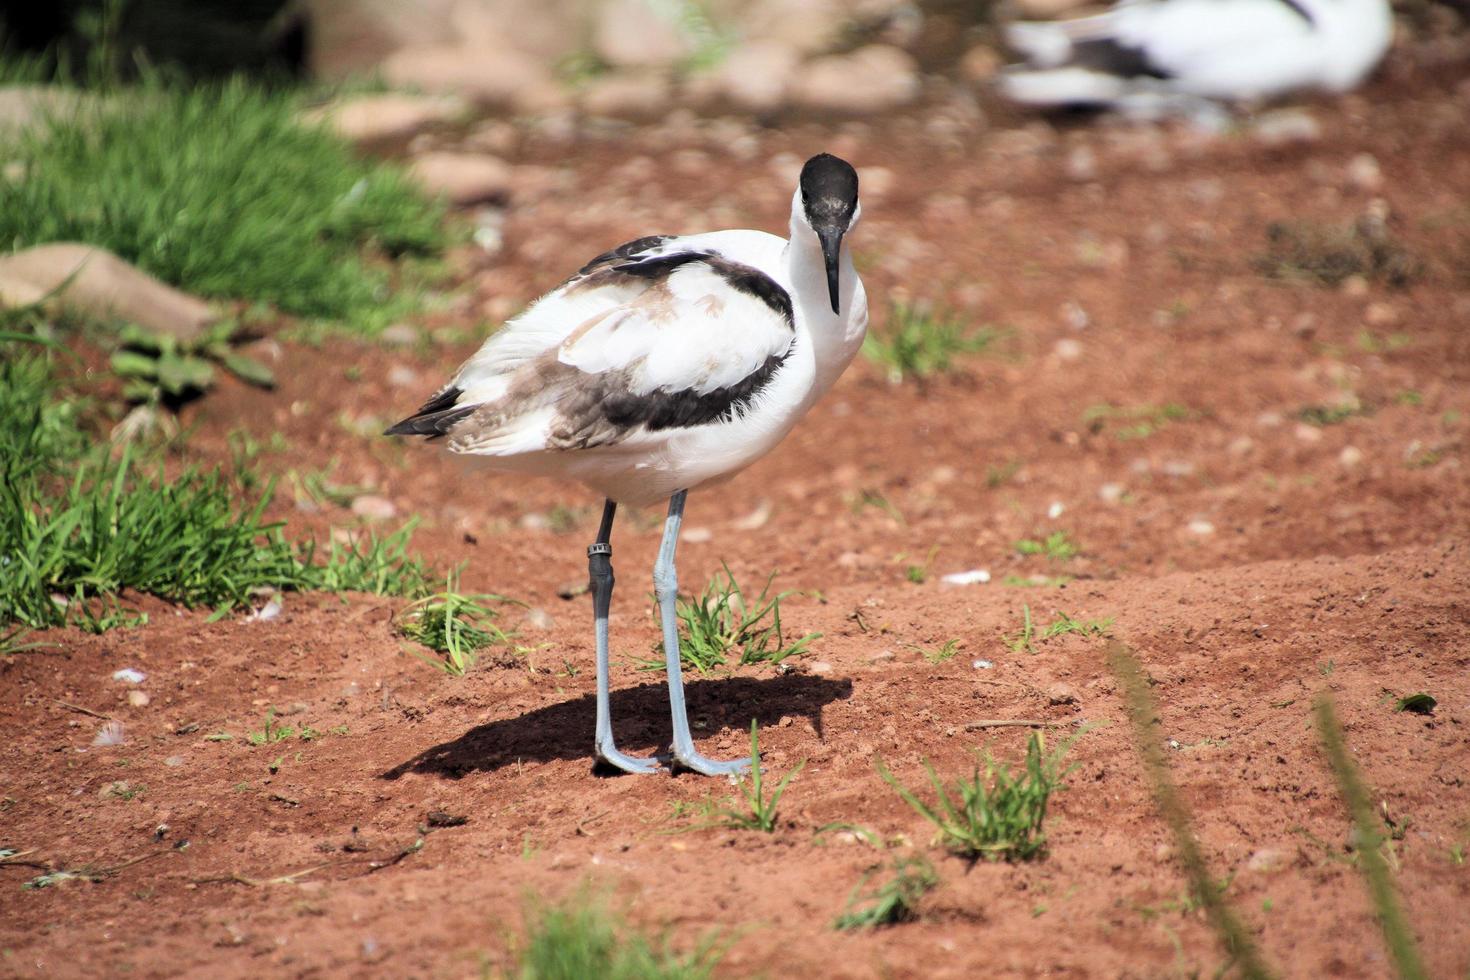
799,153,859,234
797,153,859,315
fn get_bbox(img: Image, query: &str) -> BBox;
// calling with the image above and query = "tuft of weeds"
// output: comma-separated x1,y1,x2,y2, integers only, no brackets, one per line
1001,574,1073,589
1083,403,1192,440
985,459,1022,488
1255,218,1419,289
1108,641,1276,980
109,320,275,404
875,730,1079,862
910,638,963,664
1298,400,1373,427
0,348,433,632
834,855,938,931
398,574,516,676
512,889,724,980
0,74,446,326
1006,604,1037,654
1005,606,1111,654
1015,531,1078,561
642,563,818,673
862,301,999,384
1315,695,1428,980
904,545,939,584
716,722,804,833
247,710,295,746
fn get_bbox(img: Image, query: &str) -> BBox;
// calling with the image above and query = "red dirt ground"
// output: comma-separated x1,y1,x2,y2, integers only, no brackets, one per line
3,57,1469,978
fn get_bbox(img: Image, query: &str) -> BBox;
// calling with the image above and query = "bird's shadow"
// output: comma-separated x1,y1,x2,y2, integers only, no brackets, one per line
381,674,852,780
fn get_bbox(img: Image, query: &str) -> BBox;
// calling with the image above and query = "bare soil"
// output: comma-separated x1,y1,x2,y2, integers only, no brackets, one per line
3,58,1470,978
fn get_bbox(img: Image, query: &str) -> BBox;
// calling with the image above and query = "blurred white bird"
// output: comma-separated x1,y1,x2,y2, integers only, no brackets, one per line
999,0,1393,117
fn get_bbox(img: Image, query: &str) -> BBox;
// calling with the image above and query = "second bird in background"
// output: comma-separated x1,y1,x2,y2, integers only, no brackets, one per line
999,0,1393,119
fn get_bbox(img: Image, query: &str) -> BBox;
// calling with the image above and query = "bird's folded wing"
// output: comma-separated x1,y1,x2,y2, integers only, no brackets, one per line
388,248,796,455
1108,0,1316,74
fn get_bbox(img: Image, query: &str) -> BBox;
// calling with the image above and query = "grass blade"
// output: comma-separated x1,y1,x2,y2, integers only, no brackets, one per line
1107,640,1276,980
1313,694,1428,980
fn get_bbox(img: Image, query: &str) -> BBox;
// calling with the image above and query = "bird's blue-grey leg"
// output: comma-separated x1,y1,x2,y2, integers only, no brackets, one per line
655,490,753,776
589,499,661,774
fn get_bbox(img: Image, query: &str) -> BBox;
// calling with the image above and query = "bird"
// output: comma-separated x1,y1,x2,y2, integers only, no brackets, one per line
998,0,1392,118
387,152,866,776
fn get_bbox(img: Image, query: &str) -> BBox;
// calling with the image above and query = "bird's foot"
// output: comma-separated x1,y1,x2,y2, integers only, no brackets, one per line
672,749,753,778
595,740,664,775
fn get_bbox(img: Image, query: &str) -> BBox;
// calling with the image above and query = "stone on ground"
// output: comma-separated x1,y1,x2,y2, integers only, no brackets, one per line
0,243,213,341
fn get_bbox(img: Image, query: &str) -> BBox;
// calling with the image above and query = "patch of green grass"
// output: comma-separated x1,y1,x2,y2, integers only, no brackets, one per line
1005,606,1111,654
0,349,433,632
862,302,999,384
1015,531,1078,561
716,722,804,834
1298,401,1373,427
1315,694,1427,980
246,710,296,746
834,855,938,931
1109,641,1276,980
1006,604,1037,654
1001,574,1073,588
512,890,723,980
1255,219,1420,289
0,75,446,326
398,575,515,676
985,460,1022,488
1044,610,1113,641
904,545,939,584
109,321,275,404
846,487,905,524
641,564,819,673
909,638,963,664
875,731,1079,862
1083,403,1192,440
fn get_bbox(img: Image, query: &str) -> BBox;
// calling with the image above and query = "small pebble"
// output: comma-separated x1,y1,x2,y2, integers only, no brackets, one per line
941,569,990,586
1339,446,1364,467
972,659,994,670
1047,501,1065,519
127,691,150,708
1247,847,1289,873
1054,338,1083,361
1047,682,1078,706
1098,483,1126,504
378,324,420,346
1294,424,1324,443
386,365,419,387
807,661,833,675
1346,153,1382,192
1186,519,1216,536
112,668,146,684
680,526,713,544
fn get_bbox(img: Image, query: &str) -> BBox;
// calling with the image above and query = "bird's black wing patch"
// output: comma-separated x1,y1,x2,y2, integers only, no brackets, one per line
385,385,477,438
1071,38,1173,80
706,256,794,328
549,350,792,450
575,248,796,330
575,235,671,277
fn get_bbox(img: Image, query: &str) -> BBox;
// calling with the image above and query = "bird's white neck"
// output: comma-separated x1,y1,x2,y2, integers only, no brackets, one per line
785,220,867,395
